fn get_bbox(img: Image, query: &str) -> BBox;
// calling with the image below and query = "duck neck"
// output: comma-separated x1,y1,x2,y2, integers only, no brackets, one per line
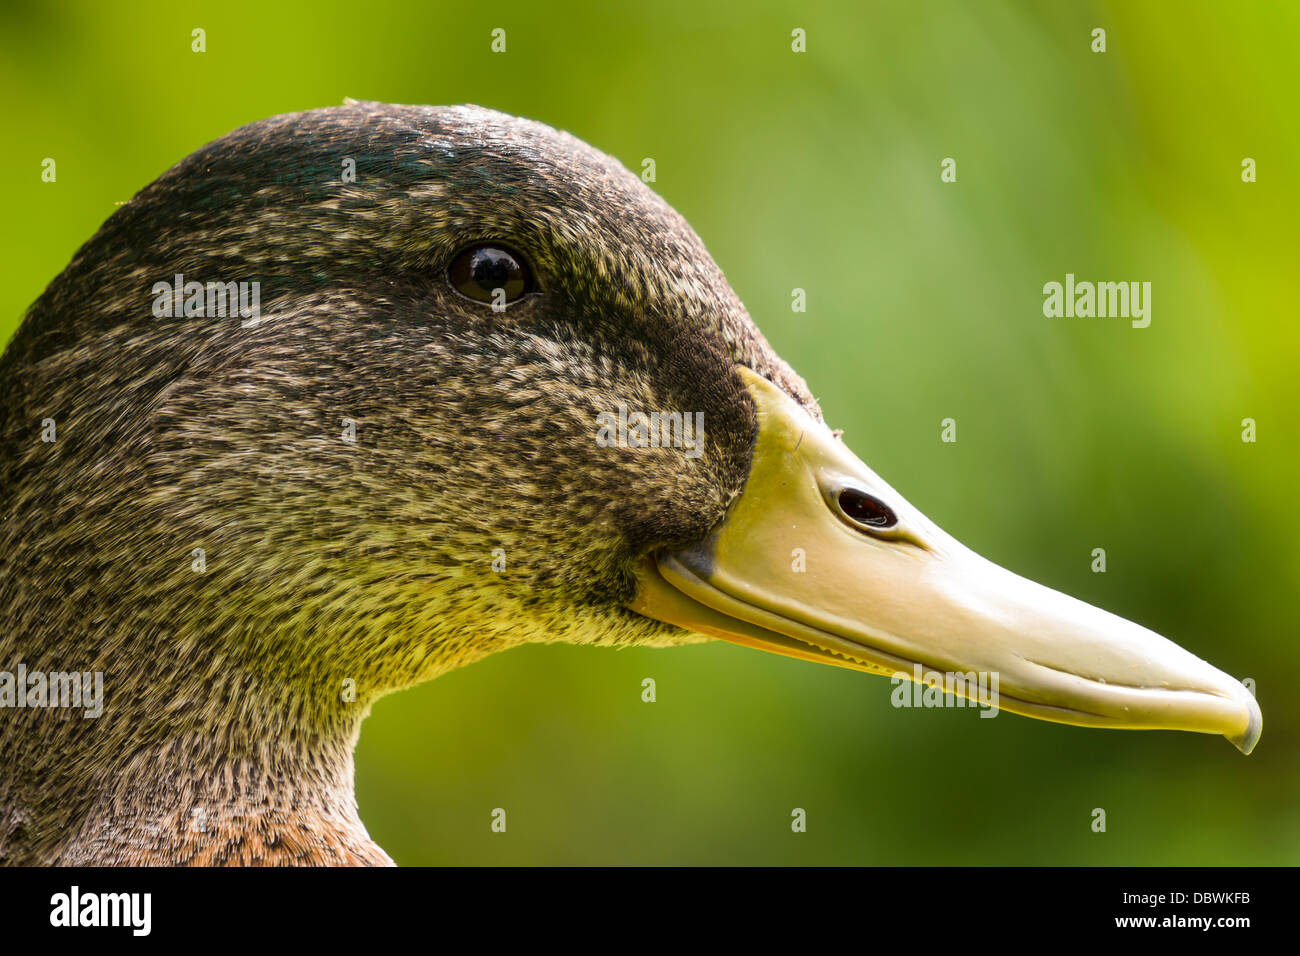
60,698,391,866
1,617,395,866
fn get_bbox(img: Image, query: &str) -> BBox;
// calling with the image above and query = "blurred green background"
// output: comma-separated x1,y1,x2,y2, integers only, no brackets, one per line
2,0,1296,864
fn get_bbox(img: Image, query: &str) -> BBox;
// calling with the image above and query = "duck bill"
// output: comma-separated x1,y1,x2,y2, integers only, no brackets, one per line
629,367,1261,754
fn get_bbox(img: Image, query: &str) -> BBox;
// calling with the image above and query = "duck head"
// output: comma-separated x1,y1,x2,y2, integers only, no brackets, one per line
0,102,1258,864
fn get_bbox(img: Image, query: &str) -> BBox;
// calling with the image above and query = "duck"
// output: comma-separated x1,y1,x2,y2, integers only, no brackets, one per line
0,101,1261,866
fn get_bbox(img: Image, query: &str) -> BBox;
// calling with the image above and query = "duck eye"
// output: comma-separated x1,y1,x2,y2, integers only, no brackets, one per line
837,488,898,531
447,245,533,305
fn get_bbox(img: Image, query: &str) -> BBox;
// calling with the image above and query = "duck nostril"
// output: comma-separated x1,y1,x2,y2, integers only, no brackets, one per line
837,488,898,530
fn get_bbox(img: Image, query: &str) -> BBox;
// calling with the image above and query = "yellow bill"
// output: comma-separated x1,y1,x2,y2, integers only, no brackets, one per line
630,367,1261,754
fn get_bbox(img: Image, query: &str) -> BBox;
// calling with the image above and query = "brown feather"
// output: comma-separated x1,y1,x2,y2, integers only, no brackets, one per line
0,103,820,865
